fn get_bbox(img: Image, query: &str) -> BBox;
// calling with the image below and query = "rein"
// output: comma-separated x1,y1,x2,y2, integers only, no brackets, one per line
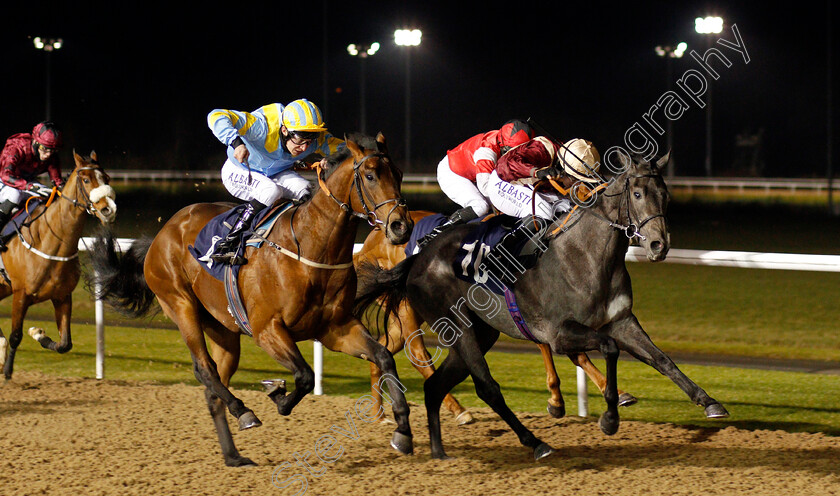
14,166,107,261
542,173,664,241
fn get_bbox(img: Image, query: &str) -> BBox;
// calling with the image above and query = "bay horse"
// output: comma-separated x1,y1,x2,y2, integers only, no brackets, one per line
356,152,729,460
0,151,117,379
87,133,415,467
353,211,637,425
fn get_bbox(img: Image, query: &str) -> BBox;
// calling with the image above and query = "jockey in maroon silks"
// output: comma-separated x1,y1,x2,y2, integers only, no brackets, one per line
0,121,64,250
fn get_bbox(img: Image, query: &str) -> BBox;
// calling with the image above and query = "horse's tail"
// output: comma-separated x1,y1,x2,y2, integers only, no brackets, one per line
84,228,157,318
354,255,418,336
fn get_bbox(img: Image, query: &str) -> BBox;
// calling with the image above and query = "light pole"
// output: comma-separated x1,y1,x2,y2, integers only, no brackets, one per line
32,37,63,120
655,42,687,179
394,28,422,171
695,16,723,177
346,42,380,134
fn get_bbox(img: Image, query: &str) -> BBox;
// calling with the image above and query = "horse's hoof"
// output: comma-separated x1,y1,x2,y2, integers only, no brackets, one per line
618,393,638,407
534,442,555,461
378,416,397,425
238,411,262,430
225,456,258,467
431,450,451,460
261,378,287,397
455,411,475,426
547,403,565,418
599,412,620,435
390,431,413,455
705,403,730,419
28,327,45,342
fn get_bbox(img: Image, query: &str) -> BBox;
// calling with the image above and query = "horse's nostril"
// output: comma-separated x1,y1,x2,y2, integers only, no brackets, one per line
390,220,406,234
650,241,662,252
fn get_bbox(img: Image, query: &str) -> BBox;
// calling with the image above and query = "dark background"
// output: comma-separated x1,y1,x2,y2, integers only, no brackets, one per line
1,1,834,178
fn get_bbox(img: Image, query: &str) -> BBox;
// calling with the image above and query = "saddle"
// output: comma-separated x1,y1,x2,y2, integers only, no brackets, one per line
188,202,293,281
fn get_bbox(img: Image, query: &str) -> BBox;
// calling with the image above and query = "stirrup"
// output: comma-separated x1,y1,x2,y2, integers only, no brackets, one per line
209,251,248,266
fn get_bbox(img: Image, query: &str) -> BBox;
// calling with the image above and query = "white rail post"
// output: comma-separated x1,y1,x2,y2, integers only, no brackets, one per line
95,273,105,379
576,366,588,417
313,340,323,395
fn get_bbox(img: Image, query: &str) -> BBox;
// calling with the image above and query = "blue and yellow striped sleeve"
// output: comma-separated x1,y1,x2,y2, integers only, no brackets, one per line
314,133,346,158
207,108,258,147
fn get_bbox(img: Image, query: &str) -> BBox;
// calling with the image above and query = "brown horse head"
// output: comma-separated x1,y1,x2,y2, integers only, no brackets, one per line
67,151,117,225
327,133,412,244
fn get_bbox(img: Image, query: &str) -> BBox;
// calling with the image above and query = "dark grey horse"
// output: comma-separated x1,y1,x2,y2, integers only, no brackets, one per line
355,152,729,460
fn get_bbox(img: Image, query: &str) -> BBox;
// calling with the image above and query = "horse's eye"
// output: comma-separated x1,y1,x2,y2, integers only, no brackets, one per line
84,178,91,184
365,174,374,181
634,192,642,199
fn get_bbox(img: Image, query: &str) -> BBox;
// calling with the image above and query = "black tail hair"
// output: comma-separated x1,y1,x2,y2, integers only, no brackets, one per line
354,255,419,340
83,227,158,318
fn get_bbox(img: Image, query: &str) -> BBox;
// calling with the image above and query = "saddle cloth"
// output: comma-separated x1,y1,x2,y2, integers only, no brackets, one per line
406,213,541,295
0,198,46,238
188,203,291,281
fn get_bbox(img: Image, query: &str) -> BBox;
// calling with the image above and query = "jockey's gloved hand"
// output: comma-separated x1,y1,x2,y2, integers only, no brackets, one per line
52,179,63,188
534,167,560,179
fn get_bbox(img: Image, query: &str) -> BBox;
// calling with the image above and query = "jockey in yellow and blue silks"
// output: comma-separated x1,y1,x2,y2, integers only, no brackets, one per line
207,98,345,265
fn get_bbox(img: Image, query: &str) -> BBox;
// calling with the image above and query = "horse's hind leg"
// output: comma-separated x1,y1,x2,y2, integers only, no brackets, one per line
373,301,473,426
159,298,260,466
447,319,552,461
30,294,74,353
567,352,637,407
3,291,32,379
205,325,256,467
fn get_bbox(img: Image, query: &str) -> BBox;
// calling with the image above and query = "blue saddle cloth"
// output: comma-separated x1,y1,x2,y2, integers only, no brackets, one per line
1,199,46,238
187,203,289,281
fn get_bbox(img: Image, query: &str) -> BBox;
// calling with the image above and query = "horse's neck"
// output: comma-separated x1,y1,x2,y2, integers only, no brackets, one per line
545,180,628,270
291,170,358,261
33,178,87,252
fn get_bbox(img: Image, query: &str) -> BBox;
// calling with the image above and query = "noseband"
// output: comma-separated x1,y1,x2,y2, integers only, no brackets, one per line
57,166,111,217
317,153,406,229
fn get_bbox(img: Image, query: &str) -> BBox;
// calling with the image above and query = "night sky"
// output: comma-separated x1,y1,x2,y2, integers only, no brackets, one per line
1,1,834,178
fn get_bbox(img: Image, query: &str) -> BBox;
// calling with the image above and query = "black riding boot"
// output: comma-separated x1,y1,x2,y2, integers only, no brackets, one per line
417,206,479,248
0,201,16,252
486,216,548,285
210,200,264,265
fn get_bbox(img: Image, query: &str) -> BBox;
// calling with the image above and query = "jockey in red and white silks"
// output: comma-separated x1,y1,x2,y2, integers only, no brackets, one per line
490,137,602,219
436,120,534,218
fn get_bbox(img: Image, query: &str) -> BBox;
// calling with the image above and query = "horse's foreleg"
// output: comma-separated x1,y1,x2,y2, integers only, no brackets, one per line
253,321,314,416
320,318,413,456
597,338,620,436
609,315,728,419
30,294,73,353
538,343,565,418
568,352,637,407
3,291,31,379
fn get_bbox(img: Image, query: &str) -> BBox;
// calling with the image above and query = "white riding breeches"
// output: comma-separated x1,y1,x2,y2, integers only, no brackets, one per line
436,156,491,217
487,171,570,220
221,159,312,206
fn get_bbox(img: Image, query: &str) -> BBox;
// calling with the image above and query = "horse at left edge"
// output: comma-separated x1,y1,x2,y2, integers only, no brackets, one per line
0,151,117,379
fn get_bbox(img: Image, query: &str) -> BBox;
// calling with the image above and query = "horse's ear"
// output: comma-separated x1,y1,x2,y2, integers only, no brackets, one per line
655,151,671,172
90,150,98,163
375,132,388,154
345,136,363,157
73,149,83,165
617,151,633,171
